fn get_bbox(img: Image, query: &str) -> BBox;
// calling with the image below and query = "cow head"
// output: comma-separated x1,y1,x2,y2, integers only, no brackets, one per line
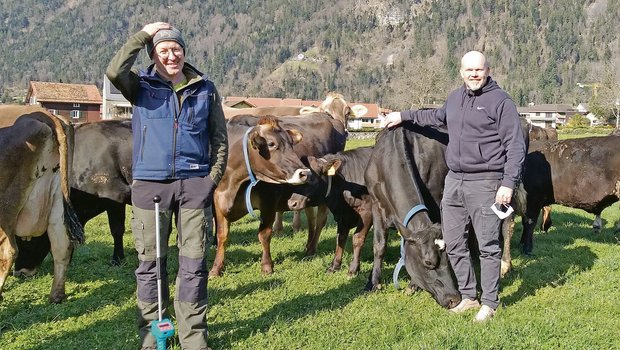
246,116,311,185
300,92,367,128
287,155,342,210
395,221,461,309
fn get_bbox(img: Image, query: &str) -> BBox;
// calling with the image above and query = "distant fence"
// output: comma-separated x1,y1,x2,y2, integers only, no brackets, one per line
348,131,379,139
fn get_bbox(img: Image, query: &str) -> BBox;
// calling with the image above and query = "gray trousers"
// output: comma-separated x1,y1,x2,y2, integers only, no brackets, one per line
131,177,215,350
441,175,502,309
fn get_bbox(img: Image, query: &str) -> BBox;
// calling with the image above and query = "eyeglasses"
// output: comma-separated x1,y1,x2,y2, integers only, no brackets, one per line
156,48,184,59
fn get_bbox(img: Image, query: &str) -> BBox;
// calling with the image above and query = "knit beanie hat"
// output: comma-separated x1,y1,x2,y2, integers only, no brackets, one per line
146,27,186,59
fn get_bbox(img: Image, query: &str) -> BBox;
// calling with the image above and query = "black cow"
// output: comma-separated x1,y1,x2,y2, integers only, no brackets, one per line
362,124,462,309
15,119,132,274
520,135,620,254
288,147,375,276
290,125,461,308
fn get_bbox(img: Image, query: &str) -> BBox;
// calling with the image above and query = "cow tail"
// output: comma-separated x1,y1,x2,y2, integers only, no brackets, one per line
51,115,73,203
63,199,85,245
38,110,83,244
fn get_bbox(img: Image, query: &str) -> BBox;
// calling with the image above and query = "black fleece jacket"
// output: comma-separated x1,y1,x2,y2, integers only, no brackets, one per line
401,77,526,189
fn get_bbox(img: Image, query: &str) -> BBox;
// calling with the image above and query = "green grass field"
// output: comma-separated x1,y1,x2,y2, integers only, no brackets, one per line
1,133,619,349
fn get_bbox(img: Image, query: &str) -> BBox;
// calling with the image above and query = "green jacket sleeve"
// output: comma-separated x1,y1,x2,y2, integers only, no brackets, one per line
105,31,152,104
208,87,229,184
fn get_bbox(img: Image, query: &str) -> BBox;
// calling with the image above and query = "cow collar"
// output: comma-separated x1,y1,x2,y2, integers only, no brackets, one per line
243,127,261,221
393,203,428,289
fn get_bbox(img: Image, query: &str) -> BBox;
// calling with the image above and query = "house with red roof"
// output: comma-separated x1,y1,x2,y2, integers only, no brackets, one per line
25,81,102,123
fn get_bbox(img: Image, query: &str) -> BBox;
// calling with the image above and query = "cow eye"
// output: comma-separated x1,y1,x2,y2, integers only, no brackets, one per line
268,141,277,149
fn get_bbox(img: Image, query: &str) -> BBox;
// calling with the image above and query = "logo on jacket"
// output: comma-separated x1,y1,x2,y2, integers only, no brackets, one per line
476,106,486,110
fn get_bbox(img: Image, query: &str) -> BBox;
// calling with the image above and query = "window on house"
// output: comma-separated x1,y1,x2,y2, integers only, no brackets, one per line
71,110,83,119
48,109,58,115
73,103,81,108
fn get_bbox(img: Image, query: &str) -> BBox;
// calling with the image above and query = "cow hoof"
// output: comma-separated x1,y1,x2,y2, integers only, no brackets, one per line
261,265,274,275
49,293,66,304
13,267,38,278
326,264,341,273
363,282,381,292
347,270,359,278
208,268,223,279
500,261,512,278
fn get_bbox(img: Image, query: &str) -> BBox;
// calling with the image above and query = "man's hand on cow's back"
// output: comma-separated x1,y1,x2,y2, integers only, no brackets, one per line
495,186,513,206
383,112,403,129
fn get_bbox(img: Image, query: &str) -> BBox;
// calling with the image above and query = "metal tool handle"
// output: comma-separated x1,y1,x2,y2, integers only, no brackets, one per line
153,195,163,322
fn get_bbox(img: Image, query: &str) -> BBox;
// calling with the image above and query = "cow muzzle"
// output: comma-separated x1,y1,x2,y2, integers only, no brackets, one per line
287,168,311,185
288,194,310,210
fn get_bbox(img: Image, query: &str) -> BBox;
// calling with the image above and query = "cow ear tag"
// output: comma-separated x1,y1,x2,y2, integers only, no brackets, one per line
327,166,336,176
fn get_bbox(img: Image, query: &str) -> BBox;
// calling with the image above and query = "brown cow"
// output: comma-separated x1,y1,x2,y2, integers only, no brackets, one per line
210,116,311,276
529,125,558,141
0,105,83,303
520,135,620,254
222,93,367,251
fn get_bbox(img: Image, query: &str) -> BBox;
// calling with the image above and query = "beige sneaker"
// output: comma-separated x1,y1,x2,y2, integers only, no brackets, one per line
449,298,480,313
474,305,496,322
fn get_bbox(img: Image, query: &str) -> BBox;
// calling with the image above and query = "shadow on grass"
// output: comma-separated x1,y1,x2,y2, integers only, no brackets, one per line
499,210,617,306
209,277,367,349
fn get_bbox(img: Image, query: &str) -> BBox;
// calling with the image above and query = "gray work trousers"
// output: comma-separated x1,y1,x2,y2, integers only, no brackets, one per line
131,177,215,350
441,175,502,309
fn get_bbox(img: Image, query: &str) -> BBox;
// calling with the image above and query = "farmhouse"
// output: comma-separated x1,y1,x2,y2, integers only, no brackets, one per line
517,103,586,128
26,81,102,123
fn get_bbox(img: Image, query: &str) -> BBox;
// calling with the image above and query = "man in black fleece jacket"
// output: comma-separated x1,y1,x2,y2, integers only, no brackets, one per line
383,51,526,322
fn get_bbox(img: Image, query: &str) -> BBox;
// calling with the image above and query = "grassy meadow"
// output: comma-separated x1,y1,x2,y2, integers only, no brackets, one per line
1,132,619,349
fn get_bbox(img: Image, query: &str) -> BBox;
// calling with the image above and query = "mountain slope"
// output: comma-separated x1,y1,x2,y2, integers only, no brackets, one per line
0,0,618,109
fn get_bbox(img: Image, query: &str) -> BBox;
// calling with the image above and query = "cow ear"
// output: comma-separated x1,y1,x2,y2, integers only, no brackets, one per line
308,156,324,174
326,159,342,175
287,129,303,144
249,131,267,150
394,221,413,241
350,104,368,117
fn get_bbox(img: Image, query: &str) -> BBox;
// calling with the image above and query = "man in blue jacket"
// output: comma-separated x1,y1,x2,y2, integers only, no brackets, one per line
107,22,228,349
383,51,525,322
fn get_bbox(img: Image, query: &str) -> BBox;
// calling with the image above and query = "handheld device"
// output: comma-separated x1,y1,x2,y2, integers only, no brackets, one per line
490,202,514,219
151,195,175,350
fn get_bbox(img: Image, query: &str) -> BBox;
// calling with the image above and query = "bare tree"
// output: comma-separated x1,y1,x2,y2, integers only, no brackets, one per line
588,64,620,128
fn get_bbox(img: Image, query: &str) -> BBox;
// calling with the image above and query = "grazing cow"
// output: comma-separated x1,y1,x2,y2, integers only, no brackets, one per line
520,135,620,254
362,124,460,308
14,120,132,273
288,147,375,276
0,105,84,303
210,116,312,276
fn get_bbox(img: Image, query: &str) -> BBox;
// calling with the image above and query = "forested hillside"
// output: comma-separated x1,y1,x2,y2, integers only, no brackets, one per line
1,0,618,110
